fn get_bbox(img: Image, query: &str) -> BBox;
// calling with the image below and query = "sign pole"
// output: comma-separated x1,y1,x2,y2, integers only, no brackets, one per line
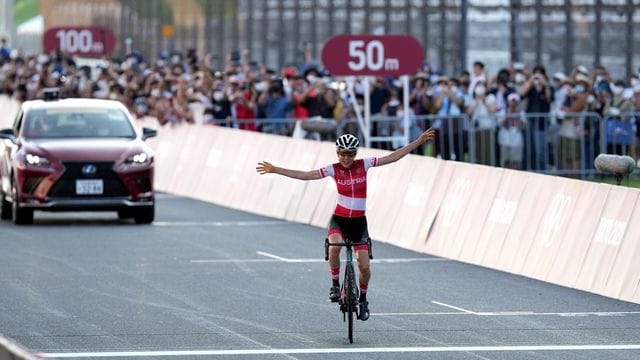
402,75,410,147
346,76,368,145
364,77,371,148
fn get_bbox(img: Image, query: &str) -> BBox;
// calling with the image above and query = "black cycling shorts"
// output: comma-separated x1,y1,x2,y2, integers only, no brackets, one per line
328,215,369,251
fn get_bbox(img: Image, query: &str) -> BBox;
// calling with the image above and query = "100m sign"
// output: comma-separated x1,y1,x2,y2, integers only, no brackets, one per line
44,26,116,57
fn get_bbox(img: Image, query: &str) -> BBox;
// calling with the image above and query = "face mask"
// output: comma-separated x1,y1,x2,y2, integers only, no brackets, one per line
612,86,623,95
150,88,160,97
575,85,585,94
255,81,268,92
474,86,486,96
515,73,526,84
631,78,639,88
213,91,224,101
306,75,317,84
388,99,400,107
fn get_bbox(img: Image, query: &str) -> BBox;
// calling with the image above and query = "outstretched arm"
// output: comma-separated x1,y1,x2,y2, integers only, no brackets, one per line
256,161,322,180
377,128,435,166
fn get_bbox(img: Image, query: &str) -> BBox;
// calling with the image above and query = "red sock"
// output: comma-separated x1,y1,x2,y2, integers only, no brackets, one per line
360,282,368,294
330,267,340,280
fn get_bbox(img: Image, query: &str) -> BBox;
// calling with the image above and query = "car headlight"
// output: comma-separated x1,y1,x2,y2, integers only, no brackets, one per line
125,152,150,165
25,153,51,166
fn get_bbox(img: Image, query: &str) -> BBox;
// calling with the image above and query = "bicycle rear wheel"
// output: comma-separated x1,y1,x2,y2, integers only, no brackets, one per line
345,263,355,344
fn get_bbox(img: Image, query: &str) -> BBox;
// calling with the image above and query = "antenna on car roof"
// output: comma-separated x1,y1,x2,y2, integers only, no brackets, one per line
42,87,61,101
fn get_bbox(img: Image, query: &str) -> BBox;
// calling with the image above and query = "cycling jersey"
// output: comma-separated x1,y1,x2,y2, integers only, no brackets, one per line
318,157,379,218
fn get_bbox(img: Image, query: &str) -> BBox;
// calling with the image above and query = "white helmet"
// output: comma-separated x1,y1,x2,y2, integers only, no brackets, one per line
336,134,359,151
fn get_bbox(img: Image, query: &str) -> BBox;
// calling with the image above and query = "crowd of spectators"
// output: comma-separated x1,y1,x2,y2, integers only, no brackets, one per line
1,36,640,173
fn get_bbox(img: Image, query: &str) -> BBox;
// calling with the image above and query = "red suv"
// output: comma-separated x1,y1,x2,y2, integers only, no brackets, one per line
0,91,157,224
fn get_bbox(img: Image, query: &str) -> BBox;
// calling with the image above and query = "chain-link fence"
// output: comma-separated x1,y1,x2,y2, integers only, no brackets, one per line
37,0,639,79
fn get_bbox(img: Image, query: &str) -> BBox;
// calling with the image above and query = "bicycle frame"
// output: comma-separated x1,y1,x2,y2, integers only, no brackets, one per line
325,237,372,343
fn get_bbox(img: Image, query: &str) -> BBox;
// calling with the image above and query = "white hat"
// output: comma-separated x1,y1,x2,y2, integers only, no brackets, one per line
507,92,520,102
576,65,589,75
575,73,590,85
553,72,567,81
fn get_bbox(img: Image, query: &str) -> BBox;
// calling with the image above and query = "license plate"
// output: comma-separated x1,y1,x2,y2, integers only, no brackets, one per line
76,179,104,195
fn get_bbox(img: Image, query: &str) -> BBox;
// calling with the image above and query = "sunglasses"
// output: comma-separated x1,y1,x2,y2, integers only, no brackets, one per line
338,151,357,158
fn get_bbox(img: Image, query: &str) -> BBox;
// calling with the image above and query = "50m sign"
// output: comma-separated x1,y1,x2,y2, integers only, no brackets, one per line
44,26,116,57
322,35,424,76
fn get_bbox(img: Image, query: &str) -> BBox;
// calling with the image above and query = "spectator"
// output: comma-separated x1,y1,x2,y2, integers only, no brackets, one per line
498,93,525,169
300,78,336,119
603,79,634,155
469,61,488,98
258,81,292,135
0,37,10,60
467,82,497,166
230,76,258,131
557,74,590,175
521,65,553,171
433,76,466,160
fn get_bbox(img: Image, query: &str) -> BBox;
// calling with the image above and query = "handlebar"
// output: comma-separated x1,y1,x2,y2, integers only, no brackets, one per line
324,238,373,261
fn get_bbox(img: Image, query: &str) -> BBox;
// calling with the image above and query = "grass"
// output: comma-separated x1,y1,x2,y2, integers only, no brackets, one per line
590,171,640,188
14,0,39,26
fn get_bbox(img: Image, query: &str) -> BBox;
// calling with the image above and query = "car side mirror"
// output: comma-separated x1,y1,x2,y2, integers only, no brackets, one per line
141,127,157,140
0,128,16,144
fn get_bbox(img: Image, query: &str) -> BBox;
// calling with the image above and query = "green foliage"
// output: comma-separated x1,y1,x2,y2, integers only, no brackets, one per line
14,0,39,26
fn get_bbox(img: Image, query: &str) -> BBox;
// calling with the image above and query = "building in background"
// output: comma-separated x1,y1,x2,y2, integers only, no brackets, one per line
5,0,634,79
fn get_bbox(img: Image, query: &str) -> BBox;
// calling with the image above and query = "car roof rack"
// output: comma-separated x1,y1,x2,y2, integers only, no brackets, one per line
42,87,61,101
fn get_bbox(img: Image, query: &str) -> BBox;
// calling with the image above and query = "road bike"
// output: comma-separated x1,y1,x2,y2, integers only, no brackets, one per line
324,236,372,343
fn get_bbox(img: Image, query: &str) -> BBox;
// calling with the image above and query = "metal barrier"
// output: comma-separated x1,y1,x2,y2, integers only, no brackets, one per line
219,111,639,179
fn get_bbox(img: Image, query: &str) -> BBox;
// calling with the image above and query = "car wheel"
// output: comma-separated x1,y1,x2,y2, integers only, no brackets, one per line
134,205,154,224
11,183,33,225
0,191,11,220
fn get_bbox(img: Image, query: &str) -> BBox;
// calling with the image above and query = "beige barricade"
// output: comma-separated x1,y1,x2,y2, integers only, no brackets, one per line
546,182,609,287
615,209,640,303
423,162,497,260
308,142,342,228
475,169,529,268
143,125,640,305
0,336,43,360
361,148,408,242
494,172,555,274
576,186,639,295
420,161,459,256
519,177,586,281
455,165,505,264
385,156,444,251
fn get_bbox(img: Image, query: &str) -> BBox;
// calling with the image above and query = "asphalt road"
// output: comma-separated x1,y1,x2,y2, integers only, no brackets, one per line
1,193,639,360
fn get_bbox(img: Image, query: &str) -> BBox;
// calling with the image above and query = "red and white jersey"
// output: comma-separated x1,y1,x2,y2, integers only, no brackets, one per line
318,157,379,218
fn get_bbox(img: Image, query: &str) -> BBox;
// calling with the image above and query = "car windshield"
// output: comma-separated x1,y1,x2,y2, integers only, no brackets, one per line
24,108,136,139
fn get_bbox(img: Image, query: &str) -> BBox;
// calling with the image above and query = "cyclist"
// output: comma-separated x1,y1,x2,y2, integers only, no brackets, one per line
256,129,435,321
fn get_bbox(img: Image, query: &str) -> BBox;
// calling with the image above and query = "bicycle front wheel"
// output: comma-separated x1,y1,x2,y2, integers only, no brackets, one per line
345,264,355,344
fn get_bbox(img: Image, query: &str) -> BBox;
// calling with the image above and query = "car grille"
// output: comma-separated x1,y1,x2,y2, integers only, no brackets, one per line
48,161,129,197
23,176,45,194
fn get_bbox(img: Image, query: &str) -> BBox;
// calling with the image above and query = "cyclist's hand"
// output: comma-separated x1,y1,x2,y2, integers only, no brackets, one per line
419,128,436,144
256,161,275,174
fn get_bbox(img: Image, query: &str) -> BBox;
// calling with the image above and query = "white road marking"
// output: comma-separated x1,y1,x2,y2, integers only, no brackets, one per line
191,253,449,264
432,301,478,314
373,311,640,318
153,220,288,227
394,301,640,318
41,344,640,358
256,251,290,262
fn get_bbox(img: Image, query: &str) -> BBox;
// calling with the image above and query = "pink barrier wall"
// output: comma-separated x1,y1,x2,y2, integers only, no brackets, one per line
147,125,640,304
